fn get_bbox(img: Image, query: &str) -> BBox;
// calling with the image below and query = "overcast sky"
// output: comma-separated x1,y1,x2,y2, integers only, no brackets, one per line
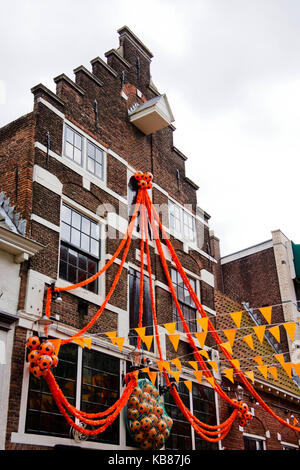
1,0,299,256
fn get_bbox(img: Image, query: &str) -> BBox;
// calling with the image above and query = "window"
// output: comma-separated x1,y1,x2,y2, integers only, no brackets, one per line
171,268,197,333
59,204,100,293
63,124,105,182
64,125,83,165
25,344,120,445
244,436,265,450
86,141,104,180
192,382,218,450
128,268,153,350
169,200,196,243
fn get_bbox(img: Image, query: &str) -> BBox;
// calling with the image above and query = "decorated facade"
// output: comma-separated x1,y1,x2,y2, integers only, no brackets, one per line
0,26,299,451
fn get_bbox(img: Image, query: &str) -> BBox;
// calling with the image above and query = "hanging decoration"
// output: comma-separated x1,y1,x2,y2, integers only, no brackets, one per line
24,170,300,448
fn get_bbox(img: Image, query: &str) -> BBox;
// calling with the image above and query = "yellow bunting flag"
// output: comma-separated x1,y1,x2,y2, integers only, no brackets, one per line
171,358,182,371
259,306,272,324
268,325,280,343
73,337,85,348
292,417,299,427
184,380,193,393
193,370,203,384
231,359,240,370
83,338,92,349
105,331,117,345
230,311,242,329
188,361,198,370
223,368,234,383
242,334,254,350
293,363,300,377
48,339,61,356
245,370,255,383
206,376,215,388
135,327,146,339
143,336,153,351
115,337,125,352
171,370,181,384
268,367,278,381
257,365,268,379
208,360,218,373
283,322,296,342
163,322,176,335
253,325,266,344
199,349,209,360
223,329,236,347
253,356,264,366
156,360,170,373
274,354,285,366
168,334,180,352
196,317,209,331
220,341,233,355
147,371,157,386
195,331,207,349
141,367,150,373
281,362,292,378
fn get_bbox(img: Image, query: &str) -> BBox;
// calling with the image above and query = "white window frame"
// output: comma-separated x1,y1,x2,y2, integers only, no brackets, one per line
169,199,196,244
243,432,267,450
281,441,299,450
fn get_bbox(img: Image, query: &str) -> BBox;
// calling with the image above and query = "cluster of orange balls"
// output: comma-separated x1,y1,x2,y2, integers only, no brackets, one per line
134,171,153,189
232,399,253,427
127,380,173,450
26,336,58,378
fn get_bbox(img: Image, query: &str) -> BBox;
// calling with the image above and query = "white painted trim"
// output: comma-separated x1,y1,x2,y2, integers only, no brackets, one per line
36,96,65,119
30,213,60,233
33,164,63,195
281,440,299,449
200,269,215,288
221,240,273,264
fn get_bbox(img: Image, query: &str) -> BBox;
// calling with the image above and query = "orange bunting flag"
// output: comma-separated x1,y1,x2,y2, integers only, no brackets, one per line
206,376,215,388
48,339,61,356
73,337,85,348
184,380,193,393
156,360,170,373
147,371,157,386
193,370,203,384
220,341,233,355
223,329,236,347
230,311,242,329
171,370,181,384
231,359,240,370
135,327,146,339
274,354,285,366
199,349,209,360
259,306,272,324
196,317,209,331
208,360,218,373
268,326,280,343
253,325,266,344
293,363,300,377
281,362,292,378
168,334,180,352
163,322,176,335
105,331,117,345
171,358,182,371
242,334,254,350
223,368,234,383
143,336,153,351
141,366,150,373
268,367,278,381
253,356,264,366
245,370,255,383
292,417,299,427
195,331,207,349
115,337,125,352
257,365,268,379
83,338,92,349
188,361,198,370
283,322,296,342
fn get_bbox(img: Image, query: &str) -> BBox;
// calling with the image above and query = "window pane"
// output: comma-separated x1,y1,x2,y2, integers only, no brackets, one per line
81,233,90,252
71,211,81,230
68,248,77,266
91,223,99,240
87,141,95,158
95,162,103,179
90,238,99,257
61,205,71,224
87,157,95,173
71,228,80,247
61,222,71,242
74,132,82,150
66,126,74,144
78,253,87,271
73,147,82,165
65,141,74,159
81,217,90,235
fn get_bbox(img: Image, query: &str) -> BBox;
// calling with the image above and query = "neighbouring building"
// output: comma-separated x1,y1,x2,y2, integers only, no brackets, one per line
0,26,219,450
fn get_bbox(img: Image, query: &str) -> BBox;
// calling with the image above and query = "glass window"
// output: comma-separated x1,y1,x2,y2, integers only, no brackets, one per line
59,204,100,293
87,141,104,181
164,381,192,450
64,125,82,165
128,268,154,350
192,382,218,450
171,269,197,333
169,201,195,243
244,436,265,450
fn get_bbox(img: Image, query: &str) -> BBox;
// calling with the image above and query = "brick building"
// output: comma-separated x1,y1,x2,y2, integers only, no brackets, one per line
1,25,299,452
0,26,219,450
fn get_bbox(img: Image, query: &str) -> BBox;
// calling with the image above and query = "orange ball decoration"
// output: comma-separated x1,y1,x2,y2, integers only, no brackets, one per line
143,172,153,182
50,354,58,368
134,432,145,444
138,179,147,188
128,395,140,408
130,420,142,434
26,336,40,351
31,365,43,378
148,427,158,439
128,408,139,421
141,416,152,432
132,387,143,400
39,341,55,356
28,350,40,364
38,355,53,370
155,405,164,417
154,433,165,449
140,438,153,450
134,171,144,181
157,419,167,433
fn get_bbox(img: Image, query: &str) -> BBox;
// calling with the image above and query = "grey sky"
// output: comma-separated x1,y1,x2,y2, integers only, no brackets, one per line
1,0,299,256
